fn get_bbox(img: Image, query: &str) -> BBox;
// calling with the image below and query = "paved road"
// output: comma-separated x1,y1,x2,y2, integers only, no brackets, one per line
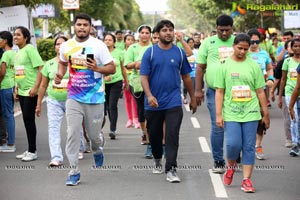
0,98,300,200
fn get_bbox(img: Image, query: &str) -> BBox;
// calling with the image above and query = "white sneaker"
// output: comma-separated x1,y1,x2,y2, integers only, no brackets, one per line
16,151,28,159
152,159,163,174
78,152,84,160
22,152,38,161
0,144,16,152
285,139,293,148
166,169,181,183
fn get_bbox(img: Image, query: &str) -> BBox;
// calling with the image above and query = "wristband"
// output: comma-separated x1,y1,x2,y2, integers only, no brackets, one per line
267,75,274,81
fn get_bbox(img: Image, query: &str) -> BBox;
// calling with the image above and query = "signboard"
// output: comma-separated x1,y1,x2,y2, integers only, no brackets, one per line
284,10,300,29
32,4,55,18
0,5,36,47
63,0,80,10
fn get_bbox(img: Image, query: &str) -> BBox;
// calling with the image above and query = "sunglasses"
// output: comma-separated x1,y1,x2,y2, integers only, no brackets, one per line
250,40,260,45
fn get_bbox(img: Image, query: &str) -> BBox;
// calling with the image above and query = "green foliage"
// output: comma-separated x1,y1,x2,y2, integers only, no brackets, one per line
36,38,56,61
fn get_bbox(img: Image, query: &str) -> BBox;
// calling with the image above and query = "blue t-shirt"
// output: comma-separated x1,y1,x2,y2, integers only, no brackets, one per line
276,45,288,58
250,49,271,73
140,44,191,110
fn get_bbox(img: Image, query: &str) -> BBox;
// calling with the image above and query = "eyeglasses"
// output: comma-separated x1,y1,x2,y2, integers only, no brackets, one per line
250,40,260,45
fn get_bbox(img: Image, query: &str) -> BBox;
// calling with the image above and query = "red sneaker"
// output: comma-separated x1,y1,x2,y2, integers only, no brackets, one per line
223,165,235,185
241,178,255,193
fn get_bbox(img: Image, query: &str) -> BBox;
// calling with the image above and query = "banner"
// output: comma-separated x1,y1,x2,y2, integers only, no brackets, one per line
0,5,36,47
284,10,300,29
63,0,80,10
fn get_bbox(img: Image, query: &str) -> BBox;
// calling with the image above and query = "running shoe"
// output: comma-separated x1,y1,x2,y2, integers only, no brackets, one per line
212,160,225,174
241,178,255,193
66,173,80,186
255,146,265,160
166,168,181,183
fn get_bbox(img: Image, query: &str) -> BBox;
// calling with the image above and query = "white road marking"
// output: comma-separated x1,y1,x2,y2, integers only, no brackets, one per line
209,169,228,198
191,117,200,128
198,137,211,153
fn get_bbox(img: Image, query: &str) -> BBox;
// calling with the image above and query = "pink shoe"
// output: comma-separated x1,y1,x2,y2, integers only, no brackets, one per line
126,120,133,128
134,122,141,129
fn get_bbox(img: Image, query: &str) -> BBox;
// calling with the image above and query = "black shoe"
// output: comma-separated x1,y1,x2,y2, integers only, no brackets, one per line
109,132,116,140
212,160,225,174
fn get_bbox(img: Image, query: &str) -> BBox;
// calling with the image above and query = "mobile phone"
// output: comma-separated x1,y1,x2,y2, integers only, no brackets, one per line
86,54,94,63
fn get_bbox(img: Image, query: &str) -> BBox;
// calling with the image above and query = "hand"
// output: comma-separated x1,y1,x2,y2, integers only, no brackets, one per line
195,90,205,106
261,115,270,129
277,97,282,109
289,107,295,121
29,87,38,97
104,76,111,82
135,61,141,70
54,73,63,84
189,97,197,114
270,91,275,102
216,115,224,128
147,95,159,108
35,105,41,117
175,32,183,41
86,58,98,71
14,87,19,101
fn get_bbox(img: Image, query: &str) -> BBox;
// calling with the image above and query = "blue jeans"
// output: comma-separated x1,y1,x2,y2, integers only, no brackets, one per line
0,88,15,145
206,88,224,162
224,121,258,165
285,96,299,145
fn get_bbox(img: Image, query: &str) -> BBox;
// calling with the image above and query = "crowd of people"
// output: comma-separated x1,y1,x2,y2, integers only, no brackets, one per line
0,12,299,193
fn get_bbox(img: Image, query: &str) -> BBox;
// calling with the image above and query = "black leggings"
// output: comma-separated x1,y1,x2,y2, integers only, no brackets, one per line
105,80,123,132
129,86,145,123
19,95,37,153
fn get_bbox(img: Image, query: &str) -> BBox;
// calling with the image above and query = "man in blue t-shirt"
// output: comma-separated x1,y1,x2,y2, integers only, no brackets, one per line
140,19,197,183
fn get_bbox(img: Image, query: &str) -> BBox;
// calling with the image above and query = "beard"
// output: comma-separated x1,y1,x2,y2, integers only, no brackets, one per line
160,37,173,45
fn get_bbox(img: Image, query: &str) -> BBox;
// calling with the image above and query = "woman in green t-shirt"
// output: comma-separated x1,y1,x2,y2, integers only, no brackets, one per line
0,31,16,153
13,26,44,162
214,34,270,193
103,33,128,139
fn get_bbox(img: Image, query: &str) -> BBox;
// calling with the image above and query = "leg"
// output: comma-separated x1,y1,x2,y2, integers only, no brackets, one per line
164,107,183,172
19,95,37,153
107,81,122,132
282,96,292,143
0,88,15,145
65,99,84,174
241,121,258,178
206,88,225,170
145,110,164,159
47,98,65,162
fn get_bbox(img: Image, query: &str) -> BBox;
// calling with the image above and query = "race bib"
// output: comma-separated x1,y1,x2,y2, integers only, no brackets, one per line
290,68,297,80
52,79,68,92
218,47,234,62
71,54,88,69
15,65,25,79
232,85,252,102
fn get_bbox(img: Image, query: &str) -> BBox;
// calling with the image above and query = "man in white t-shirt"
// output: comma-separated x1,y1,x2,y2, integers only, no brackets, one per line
55,13,115,186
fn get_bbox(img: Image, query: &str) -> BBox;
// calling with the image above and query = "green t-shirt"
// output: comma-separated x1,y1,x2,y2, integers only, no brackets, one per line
259,40,273,55
196,35,235,88
105,48,124,84
0,50,16,89
214,57,265,122
41,57,69,101
124,43,152,83
282,57,300,96
115,40,125,50
14,44,44,96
